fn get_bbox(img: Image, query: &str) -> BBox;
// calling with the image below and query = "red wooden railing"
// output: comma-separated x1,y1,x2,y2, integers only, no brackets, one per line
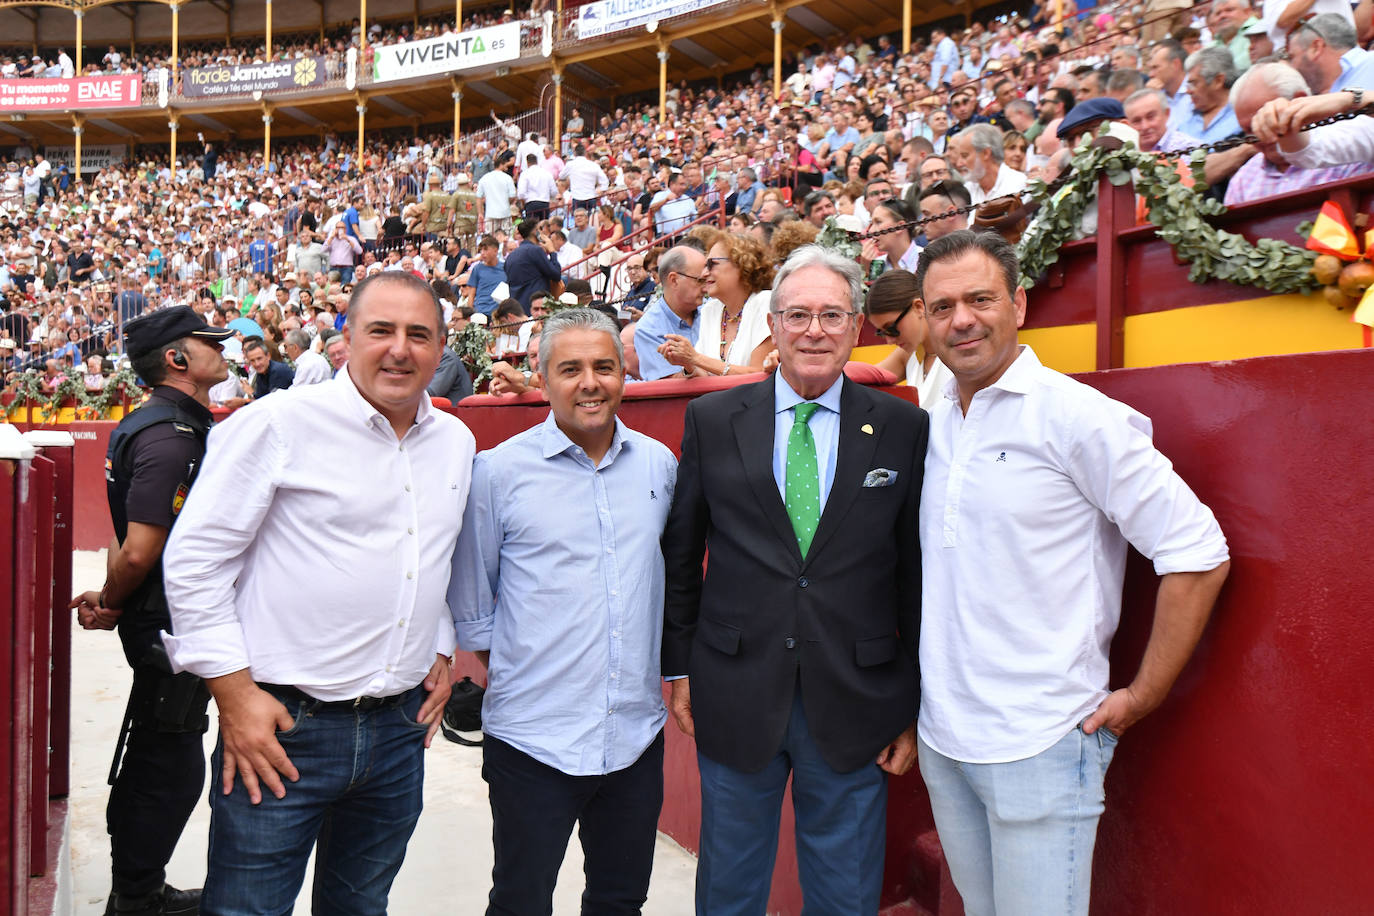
0,428,75,916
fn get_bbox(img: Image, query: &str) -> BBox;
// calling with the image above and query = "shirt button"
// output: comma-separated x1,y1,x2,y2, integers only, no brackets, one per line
797,577,809,588
398,620,405,628
399,444,406,451
406,571,415,580
407,527,415,535
404,484,412,492
784,637,796,649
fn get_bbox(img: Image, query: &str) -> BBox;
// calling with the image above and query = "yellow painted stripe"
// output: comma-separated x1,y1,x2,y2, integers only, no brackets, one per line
1123,295,1366,367
1020,294,1367,374
862,294,1368,378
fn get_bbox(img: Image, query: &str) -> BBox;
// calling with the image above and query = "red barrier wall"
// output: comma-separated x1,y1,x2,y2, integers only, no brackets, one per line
32,349,1374,914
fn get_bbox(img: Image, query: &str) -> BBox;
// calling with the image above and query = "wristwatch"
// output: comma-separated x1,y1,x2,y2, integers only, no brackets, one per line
1346,88,1365,110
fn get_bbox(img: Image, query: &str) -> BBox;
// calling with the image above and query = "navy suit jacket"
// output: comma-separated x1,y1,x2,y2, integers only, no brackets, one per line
252,360,294,399
662,375,927,774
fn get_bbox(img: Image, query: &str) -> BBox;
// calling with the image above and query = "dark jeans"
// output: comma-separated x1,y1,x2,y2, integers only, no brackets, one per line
482,731,664,916
200,684,428,916
107,667,207,897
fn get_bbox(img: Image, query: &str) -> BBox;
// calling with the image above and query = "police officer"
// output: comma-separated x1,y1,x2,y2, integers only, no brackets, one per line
70,306,233,916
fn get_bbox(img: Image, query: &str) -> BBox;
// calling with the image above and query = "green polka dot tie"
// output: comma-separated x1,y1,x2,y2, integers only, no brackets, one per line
786,402,821,557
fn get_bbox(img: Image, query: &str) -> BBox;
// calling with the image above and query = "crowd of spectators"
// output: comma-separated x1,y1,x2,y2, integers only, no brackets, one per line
4,0,538,86
3,0,1373,404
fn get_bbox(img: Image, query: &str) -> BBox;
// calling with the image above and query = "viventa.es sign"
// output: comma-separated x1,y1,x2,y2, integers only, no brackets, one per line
371,23,520,83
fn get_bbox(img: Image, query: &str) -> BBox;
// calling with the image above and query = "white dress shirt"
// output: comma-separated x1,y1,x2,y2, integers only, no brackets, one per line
918,347,1229,763
162,371,476,701
564,156,609,201
964,163,1029,225
517,163,558,203
1284,114,1374,169
289,349,332,387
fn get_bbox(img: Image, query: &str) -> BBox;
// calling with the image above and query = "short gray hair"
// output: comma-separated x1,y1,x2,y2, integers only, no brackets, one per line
284,329,311,351
1290,12,1358,51
1185,45,1239,88
538,307,624,370
656,245,696,284
1230,61,1310,109
773,245,864,314
960,123,1006,163
1124,87,1171,112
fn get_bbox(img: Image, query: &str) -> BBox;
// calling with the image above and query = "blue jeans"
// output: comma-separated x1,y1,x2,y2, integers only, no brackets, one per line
333,265,355,284
200,684,429,916
696,692,888,916
917,723,1118,916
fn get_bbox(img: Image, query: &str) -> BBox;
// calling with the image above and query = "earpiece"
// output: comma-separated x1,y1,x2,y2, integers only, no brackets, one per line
171,351,188,369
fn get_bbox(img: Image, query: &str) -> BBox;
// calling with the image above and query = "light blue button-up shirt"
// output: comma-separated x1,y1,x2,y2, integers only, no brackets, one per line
772,371,843,511
634,295,699,381
448,413,676,775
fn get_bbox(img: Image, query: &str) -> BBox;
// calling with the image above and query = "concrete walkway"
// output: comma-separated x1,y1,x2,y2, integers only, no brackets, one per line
67,550,699,915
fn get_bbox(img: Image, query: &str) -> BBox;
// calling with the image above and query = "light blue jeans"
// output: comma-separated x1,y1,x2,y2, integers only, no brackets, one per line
917,723,1118,916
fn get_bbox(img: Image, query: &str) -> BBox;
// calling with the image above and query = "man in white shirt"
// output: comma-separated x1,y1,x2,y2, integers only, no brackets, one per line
162,272,476,914
282,329,331,386
946,124,1028,225
476,153,518,236
914,231,1230,916
516,152,558,221
563,143,609,211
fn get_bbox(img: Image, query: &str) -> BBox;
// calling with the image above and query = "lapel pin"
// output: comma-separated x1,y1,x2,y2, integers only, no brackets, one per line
860,423,874,435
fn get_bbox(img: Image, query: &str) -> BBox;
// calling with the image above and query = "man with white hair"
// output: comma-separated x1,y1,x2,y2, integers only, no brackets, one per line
1124,89,1201,152
1222,62,1374,204
947,124,1027,224
283,329,331,387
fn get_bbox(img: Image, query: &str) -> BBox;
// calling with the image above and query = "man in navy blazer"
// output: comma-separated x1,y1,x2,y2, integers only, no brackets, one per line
243,337,294,399
662,244,927,914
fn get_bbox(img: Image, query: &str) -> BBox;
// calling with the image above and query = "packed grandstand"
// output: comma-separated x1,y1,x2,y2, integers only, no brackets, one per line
1,0,1372,400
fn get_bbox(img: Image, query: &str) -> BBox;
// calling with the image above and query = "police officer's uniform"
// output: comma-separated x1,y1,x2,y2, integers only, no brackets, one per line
102,308,231,916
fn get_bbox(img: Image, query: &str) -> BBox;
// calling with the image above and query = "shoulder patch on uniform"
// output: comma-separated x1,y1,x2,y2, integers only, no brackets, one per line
173,422,196,434
172,483,189,515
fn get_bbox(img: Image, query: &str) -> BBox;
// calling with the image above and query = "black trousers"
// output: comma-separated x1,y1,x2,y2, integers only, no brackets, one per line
106,666,207,897
482,731,664,916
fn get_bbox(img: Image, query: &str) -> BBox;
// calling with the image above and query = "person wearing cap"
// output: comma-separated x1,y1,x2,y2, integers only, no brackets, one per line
418,175,453,242
1055,96,1132,148
70,306,233,916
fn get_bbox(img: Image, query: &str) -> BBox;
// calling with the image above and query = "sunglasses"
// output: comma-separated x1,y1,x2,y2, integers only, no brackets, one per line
704,257,730,272
872,302,913,339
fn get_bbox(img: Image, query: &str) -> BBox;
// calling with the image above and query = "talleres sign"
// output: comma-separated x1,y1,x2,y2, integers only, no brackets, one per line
372,23,520,83
182,56,326,97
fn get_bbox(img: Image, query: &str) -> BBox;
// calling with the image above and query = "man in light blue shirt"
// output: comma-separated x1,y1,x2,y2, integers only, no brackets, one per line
1180,46,1243,144
449,308,677,915
930,27,960,87
633,245,707,381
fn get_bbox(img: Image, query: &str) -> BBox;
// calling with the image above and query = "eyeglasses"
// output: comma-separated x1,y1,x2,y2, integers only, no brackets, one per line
872,303,912,338
704,257,730,272
673,271,708,285
773,308,857,333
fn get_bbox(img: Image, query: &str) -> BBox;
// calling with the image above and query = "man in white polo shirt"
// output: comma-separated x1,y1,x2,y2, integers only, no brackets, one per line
914,230,1230,916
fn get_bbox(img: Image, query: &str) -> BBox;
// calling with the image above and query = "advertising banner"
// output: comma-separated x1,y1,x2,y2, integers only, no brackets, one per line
372,23,520,83
575,0,729,38
46,144,129,173
0,75,141,111
181,56,327,97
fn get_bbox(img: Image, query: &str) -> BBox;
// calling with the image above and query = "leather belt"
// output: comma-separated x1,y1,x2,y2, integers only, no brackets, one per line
259,682,415,713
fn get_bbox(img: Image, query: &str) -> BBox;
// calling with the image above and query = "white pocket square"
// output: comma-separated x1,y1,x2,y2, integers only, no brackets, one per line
862,468,898,488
